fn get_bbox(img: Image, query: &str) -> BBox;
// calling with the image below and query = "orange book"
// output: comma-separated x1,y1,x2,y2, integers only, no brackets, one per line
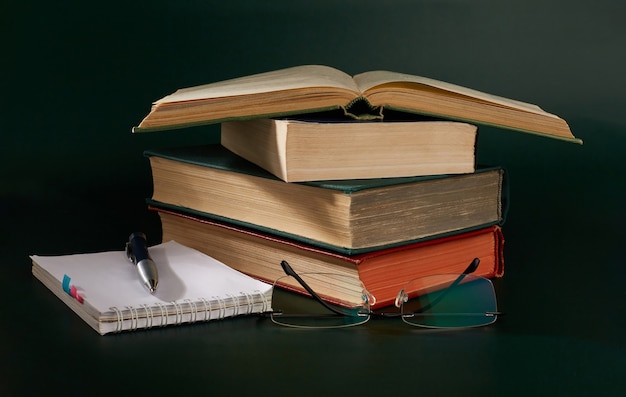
153,206,504,308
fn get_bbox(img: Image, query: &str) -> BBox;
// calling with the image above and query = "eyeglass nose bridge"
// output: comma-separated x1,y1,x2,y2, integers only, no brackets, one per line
362,288,376,308
394,289,408,308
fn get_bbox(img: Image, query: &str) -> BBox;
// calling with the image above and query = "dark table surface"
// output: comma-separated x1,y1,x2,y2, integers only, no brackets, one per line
3,1,625,395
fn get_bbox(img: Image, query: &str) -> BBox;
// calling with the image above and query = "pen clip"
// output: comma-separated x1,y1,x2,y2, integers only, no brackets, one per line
125,240,136,265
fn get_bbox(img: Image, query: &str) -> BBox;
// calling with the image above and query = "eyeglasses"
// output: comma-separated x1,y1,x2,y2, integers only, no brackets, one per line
270,258,501,329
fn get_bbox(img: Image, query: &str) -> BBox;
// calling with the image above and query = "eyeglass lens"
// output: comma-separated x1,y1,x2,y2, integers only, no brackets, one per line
271,273,371,328
399,274,498,328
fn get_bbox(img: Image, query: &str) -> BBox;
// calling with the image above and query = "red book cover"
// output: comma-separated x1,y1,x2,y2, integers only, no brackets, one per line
152,205,504,308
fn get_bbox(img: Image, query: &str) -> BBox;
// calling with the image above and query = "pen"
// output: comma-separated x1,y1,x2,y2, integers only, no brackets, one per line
125,232,159,293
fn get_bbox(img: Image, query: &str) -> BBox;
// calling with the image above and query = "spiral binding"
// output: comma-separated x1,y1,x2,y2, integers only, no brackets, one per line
155,302,168,327
142,304,154,329
171,300,183,325
198,297,212,321
241,291,252,315
185,299,198,323
127,305,139,331
110,306,123,333
108,289,271,333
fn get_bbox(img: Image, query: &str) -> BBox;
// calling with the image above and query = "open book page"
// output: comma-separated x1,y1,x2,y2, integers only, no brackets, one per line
353,70,557,118
30,241,272,313
155,65,359,104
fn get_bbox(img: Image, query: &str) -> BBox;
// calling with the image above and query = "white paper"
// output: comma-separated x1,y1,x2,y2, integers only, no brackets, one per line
31,241,272,313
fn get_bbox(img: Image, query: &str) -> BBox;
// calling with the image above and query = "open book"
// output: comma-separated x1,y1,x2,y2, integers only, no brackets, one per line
133,64,580,143
31,241,272,335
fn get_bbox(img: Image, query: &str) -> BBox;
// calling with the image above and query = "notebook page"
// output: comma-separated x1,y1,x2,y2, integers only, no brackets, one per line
30,241,272,313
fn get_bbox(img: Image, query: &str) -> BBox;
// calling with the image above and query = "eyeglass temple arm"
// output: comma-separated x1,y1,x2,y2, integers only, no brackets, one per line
280,260,350,316
464,258,504,316
406,257,480,314
462,257,480,275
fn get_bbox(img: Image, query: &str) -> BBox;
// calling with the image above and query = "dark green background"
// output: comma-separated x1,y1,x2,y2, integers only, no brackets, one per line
2,1,624,396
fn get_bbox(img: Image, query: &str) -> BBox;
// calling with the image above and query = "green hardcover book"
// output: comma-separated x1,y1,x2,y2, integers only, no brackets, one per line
145,144,508,255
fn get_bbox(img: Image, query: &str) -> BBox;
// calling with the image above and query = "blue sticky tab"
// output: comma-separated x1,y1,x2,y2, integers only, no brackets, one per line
62,275,72,295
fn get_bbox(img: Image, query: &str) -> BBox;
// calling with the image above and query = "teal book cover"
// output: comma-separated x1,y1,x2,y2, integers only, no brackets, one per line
144,143,506,193
145,144,508,255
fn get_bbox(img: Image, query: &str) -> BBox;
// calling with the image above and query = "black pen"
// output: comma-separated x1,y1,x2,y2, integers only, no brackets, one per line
125,232,159,293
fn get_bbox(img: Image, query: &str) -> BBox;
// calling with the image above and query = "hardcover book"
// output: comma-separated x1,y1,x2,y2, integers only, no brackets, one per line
153,206,505,309
145,144,508,254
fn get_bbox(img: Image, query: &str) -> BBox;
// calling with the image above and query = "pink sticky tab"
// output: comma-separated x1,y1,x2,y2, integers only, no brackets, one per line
70,285,84,304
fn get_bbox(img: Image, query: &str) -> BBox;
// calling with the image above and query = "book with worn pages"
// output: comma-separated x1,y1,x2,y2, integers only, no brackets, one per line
31,241,273,335
152,206,504,309
133,64,580,144
221,117,478,182
145,144,507,254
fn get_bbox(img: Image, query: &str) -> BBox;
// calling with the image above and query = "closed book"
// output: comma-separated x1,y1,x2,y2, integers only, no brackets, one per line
31,241,272,335
145,144,507,254
133,64,580,144
221,117,477,182
152,206,504,309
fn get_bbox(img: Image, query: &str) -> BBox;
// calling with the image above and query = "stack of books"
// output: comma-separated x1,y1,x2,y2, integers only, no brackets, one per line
134,65,579,308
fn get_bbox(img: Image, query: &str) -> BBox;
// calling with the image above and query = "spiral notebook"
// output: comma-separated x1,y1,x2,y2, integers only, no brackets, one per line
31,241,273,335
